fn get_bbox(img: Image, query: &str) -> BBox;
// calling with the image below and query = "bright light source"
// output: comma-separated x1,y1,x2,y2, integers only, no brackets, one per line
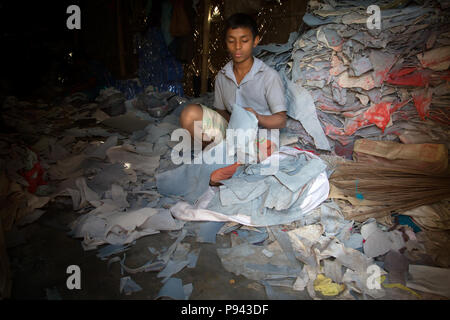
124,163,131,169
212,6,220,18
209,5,220,22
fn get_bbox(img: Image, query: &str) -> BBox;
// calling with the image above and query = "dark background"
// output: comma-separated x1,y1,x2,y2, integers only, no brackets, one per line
0,0,152,99
0,0,306,100
1,1,82,98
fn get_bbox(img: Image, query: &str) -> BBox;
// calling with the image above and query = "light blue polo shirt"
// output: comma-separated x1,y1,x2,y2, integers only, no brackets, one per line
214,57,287,116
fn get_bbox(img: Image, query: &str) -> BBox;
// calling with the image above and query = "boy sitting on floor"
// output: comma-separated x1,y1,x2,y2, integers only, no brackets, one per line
179,13,287,185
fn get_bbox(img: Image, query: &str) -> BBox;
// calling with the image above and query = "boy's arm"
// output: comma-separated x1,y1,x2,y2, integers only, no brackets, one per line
216,108,231,122
214,74,231,122
244,108,287,129
247,69,287,129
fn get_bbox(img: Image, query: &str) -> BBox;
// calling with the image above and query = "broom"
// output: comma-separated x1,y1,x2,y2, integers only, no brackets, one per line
329,162,450,219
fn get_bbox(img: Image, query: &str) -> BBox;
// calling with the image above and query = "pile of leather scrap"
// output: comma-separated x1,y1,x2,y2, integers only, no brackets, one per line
215,206,450,300
254,0,450,156
0,148,51,233
0,140,55,299
0,90,201,298
299,0,450,152
0,147,46,299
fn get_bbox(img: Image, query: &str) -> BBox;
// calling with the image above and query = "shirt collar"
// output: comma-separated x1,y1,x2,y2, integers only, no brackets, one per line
221,57,266,85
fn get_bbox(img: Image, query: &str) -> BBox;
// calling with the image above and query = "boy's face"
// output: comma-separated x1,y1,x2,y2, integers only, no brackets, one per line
225,27,260,64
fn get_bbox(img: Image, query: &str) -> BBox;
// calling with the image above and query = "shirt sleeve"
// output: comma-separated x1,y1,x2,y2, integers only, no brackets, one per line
265,70,287,114
214,75,226,110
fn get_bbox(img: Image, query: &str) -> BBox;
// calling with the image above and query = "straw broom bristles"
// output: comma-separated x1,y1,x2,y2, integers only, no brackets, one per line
330,162,450,219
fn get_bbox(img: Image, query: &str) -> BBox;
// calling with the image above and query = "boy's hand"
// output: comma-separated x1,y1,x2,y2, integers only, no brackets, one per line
244,107,260,121
243,108,287,129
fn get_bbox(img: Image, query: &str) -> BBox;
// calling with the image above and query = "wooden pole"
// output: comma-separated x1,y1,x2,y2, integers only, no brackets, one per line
201,0,211,94
116,0,127,78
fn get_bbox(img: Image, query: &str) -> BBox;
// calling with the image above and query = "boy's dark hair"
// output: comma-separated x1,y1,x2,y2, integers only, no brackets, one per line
225,13,258,39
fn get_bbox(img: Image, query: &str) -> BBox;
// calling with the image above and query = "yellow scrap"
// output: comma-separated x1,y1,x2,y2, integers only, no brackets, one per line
314,274,346,296
379,276,422,299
